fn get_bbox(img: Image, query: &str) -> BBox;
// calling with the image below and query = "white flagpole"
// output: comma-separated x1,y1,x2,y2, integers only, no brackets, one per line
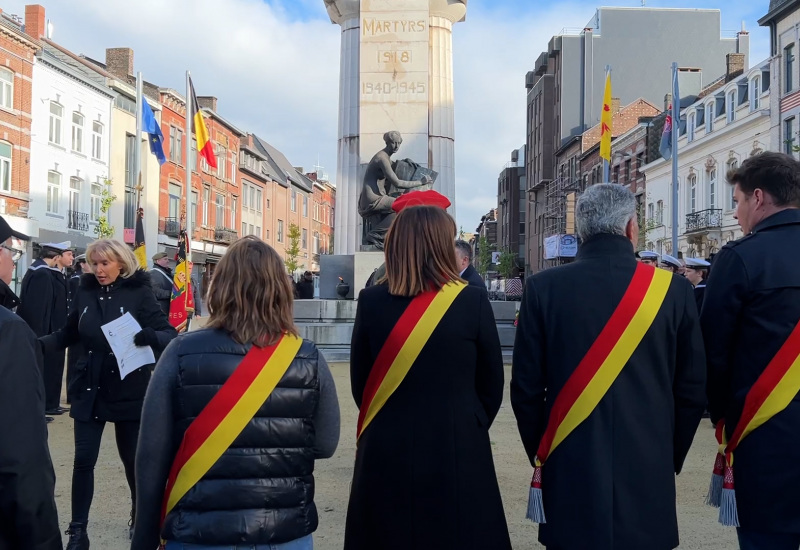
134,72,143,213
671,62,680,255
184,70,194,316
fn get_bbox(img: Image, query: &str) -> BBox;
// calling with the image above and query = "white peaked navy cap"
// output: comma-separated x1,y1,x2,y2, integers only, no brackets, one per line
684,257,711,268
40,241,72,253
637,251,659,260
660,254,681,269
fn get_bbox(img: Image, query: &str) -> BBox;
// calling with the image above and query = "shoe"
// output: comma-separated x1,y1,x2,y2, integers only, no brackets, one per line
65,522,89,550
128,508,135,540
45,408,64,415
57,406,70,413
45,416,54,423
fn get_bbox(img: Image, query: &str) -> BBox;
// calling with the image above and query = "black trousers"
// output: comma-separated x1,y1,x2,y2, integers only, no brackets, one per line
72,418,139,525
43,350,66,411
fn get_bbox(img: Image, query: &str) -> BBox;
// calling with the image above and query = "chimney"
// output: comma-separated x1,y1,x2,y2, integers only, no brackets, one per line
24,4,45,40
611,97,621,114
726,53,745,80
197,96,217,112
106,48,134,78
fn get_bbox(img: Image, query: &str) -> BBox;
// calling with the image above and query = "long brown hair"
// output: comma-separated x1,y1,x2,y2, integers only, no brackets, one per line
206,236,298,346
383,205,463,296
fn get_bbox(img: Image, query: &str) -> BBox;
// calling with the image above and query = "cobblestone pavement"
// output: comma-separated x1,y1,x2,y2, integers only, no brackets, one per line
48,363,738,549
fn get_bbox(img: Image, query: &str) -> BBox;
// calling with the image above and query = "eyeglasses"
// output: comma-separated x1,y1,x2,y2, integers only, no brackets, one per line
0,244,23,262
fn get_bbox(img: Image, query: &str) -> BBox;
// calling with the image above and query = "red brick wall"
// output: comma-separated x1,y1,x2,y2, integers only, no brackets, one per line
582,99,659,152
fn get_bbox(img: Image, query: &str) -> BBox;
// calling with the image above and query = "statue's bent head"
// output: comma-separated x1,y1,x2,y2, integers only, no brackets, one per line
383,131,402,152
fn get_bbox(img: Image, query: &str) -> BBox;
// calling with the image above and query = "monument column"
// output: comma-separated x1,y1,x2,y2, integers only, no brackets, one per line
429,1,466,214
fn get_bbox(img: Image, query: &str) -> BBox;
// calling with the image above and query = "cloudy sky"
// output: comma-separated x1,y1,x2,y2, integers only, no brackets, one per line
4,0,769,231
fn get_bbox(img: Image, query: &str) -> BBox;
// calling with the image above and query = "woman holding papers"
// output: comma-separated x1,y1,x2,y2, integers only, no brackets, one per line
131,236,340,550
344,203,511,550
41,238,176,550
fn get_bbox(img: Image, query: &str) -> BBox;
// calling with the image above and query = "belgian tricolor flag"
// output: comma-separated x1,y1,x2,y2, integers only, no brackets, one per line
133,206,147,269
189,77,217,169
169,229,195,332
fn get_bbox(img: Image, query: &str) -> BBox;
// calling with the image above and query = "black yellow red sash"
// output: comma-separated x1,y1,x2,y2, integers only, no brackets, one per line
356,281,467,440
160,333,302,527
526,264,672,524
706,319,800,526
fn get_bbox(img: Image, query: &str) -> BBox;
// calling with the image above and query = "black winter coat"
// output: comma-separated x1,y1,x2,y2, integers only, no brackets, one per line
460,264,486,288
345,283,511,550
511,234,706,550
149,265,173,315
17,260,69,337
41,270,176,422
0,281,61,550
701,209,800,533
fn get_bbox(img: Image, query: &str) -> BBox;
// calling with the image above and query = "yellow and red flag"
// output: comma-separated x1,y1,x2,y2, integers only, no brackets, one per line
168,229,195,332
189,77,217,169
133,205,147,269
599,71,613,163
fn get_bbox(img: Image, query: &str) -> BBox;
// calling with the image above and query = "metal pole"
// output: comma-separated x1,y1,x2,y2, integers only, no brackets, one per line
185,70,192,242
603,65,611,182
671,62,679,255
603,159,610,183
134,72,143,208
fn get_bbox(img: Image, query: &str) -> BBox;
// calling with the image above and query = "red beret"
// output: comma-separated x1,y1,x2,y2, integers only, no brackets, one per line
391,190,451,213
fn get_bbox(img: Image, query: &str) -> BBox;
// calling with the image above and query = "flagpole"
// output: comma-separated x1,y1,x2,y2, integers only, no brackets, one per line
671,62,679,255
184,70,193,316
603,65,611,183
135,71,143,217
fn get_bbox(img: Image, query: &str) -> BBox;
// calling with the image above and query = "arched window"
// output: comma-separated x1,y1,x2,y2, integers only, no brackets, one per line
688,174,697,213
708,167,717,209
0,68,12,110
47,171,61,214
751,76,761,111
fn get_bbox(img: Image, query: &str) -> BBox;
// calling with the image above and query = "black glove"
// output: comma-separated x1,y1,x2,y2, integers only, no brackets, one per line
133,327,158,347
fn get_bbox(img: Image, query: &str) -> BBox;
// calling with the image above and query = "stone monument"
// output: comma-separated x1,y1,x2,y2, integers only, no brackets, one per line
324,0,468,254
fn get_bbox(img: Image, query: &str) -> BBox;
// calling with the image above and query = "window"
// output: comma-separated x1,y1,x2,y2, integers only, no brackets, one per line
291,190,296,212
217,147,226,179
688,174,697,213
624,159,632,182
688,113,695,142
277,219,284,242
92,121,103,160
242,222,247,236
202,188,209,226
656,200,664,224
230,152,236,186
727,159,738,209
0,142,10,192
47,171,61,214
302,194,308,217
706,103,714,133
255,226,261,238
71,112,84,153
215,193,225,227
191,190,198,231
302,228,307,249
69,176,81,214
49,102,63,145
190,138,197,172
313,231,320,253
751,77,761,111
232,197,237,228
169,127,183,164
786,44,795,93
0,68,12,110
168,183,181,219
647,202,654,220
727,90,736,123
90,178,103,221
708,168,717,209
785,117,796,154
265,229,270,241
256,188,262,212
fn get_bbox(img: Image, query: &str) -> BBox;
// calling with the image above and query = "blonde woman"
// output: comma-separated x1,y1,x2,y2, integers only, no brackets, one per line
41,239,176,549
132,236,340,550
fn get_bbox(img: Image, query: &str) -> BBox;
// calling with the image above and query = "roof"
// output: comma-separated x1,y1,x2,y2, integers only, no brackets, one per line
759,0,800,25
252,136,312,192
37,44,115,99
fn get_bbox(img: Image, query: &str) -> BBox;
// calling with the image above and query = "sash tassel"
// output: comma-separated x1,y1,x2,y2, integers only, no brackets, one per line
526,460,545,524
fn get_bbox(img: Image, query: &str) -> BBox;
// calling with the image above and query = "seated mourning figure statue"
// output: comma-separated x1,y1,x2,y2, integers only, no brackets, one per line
358,131,436,249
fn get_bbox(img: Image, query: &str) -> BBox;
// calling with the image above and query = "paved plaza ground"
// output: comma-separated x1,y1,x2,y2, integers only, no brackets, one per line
48,363,738,549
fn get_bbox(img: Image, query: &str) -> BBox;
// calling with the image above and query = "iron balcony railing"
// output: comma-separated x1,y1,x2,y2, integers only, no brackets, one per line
214,227,238,243
685,208,722,233
68,210,89,232
164,217,180,238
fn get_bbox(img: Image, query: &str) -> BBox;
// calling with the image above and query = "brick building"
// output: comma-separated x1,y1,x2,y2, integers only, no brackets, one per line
496,147,525,274
307,170,335,273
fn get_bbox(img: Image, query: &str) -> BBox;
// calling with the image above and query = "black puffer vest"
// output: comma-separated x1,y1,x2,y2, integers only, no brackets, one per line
162,328,320,545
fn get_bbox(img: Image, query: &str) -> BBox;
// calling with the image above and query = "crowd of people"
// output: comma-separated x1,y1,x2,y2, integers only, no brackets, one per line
0,150,798,550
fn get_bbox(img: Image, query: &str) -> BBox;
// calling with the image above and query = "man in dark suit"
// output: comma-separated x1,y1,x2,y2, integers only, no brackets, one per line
701,152,800,549
455,239,485,288
511,184,706,550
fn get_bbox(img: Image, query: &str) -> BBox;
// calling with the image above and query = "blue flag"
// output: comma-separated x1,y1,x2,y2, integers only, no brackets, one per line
142,99,166,165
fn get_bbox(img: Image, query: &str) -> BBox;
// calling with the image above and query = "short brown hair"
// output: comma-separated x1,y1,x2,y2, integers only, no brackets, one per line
727,152,800,207
383,205,463,296
85,239,140,279
206,236,298,346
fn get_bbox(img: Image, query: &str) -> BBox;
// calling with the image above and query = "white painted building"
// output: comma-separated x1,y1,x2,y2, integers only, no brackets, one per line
28,44,114,252
641,61,771,260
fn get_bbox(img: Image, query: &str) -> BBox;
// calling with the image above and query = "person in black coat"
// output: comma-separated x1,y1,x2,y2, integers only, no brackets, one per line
65,254,87,405
701,153,800,549
511,184,706,550
41,239,176,549
148,251,173,315
17,241,74,416
346,205,511,550
0,217,62,550
683,257,710,313
296,270,315,299
455,239,486,288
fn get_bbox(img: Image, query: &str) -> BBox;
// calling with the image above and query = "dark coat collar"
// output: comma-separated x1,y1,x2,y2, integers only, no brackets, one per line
0,279,19,310
80,269,151,292
576,233,636,260
752,208,800,234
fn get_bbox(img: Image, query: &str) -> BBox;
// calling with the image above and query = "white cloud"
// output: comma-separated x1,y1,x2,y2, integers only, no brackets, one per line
2,0,769,233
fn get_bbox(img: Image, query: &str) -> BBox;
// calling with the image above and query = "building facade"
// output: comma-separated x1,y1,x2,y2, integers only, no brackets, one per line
496,146,525,274
642,61,771,260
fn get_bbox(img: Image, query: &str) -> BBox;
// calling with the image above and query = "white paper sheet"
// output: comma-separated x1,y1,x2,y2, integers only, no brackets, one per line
100,312,156,380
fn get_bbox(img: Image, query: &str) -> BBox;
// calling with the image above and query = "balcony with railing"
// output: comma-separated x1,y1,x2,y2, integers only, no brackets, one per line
214,227,238,243
685,208,722,233
163,217,180,238
68,210,89,232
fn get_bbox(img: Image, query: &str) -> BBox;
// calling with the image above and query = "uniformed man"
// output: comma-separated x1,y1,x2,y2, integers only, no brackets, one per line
637,250,659,266
660,253,681,273
512,184,706,550
684,257,710,312
66,253,86,405
701,152,800,548
17,241,73,418
149,251,173,315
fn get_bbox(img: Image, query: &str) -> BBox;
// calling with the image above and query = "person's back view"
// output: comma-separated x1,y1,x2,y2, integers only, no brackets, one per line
511,184,706,550
132,236,340,550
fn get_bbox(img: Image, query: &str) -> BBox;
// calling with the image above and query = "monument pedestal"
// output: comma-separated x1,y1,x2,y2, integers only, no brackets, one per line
319,251,384,300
